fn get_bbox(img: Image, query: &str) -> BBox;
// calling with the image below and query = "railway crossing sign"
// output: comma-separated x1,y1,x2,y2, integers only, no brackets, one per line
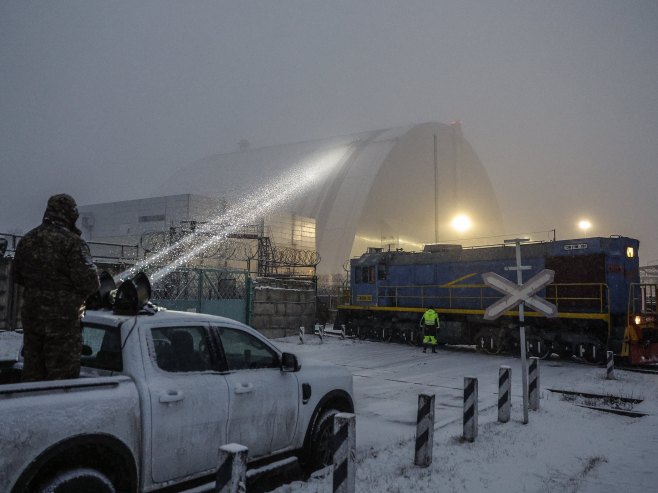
482,269,558,320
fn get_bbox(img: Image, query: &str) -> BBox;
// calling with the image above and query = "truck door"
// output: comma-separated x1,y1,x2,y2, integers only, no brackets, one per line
213,325,299,459
145,323,230,484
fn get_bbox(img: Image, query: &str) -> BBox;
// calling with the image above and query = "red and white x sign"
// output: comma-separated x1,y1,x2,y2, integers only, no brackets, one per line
482,269,558,320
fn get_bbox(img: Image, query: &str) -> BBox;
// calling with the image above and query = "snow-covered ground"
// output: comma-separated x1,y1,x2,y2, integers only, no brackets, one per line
271,334,657,493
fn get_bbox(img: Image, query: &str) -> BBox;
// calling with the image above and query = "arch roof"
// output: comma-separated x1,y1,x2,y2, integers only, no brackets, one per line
159,122,503,276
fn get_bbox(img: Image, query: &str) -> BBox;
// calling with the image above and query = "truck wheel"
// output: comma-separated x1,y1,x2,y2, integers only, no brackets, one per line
307,408,338,471
38,467,115,493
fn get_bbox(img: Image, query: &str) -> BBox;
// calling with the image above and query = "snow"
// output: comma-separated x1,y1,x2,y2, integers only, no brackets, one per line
269,334,658,493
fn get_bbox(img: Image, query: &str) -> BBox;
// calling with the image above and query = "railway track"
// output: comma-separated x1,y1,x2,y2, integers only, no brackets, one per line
617,365,658,375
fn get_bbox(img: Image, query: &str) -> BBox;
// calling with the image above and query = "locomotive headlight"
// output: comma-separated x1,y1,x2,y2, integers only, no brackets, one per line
635,315,642,325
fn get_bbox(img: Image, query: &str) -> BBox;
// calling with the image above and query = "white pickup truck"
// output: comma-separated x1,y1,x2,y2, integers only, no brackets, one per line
0,306,354,492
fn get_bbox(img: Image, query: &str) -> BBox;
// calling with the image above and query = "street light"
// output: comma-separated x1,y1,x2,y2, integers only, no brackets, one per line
451,214,472,234
578,219,592,235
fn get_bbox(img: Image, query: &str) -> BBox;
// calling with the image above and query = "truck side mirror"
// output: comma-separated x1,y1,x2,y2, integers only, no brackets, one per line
280,352,301,372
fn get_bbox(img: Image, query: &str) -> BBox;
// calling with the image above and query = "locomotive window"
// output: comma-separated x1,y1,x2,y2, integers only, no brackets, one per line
354,267,361,284
377,264,387,280
362,266,375,283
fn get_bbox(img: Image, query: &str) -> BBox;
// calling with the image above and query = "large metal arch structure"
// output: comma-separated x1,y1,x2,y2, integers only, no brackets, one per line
159,122,504,277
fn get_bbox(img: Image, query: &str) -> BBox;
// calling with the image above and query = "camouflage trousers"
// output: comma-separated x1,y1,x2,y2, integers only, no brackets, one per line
21,315,82,382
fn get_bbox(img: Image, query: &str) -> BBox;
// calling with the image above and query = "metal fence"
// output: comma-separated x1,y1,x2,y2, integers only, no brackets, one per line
151,267,251,323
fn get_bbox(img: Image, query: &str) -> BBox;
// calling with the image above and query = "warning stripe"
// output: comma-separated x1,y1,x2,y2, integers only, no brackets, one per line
216,455,233,488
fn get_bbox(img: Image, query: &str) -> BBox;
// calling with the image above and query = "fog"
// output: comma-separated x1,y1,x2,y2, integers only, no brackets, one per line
1,1,657,264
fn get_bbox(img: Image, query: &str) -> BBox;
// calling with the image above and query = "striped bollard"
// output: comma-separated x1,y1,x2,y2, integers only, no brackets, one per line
299,326,305,344
414,393,435,467
529,357,540,411
317,324,324,344
333,413,356,493
341,324,346,340
498,366,512,423
606,351,615,380
215,443,248,493
463,377,478,442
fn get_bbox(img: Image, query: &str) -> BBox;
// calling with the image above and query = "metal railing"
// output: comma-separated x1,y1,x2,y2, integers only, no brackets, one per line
374,282,610,314
1,232,139,264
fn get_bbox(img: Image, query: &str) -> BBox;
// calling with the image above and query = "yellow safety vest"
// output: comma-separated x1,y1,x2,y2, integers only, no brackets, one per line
422,309,438,326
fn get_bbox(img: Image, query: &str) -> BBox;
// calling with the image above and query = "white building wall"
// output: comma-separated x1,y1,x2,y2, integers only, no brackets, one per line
78,194,315,254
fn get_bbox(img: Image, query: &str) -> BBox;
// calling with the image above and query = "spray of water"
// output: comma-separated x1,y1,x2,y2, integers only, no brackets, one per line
116,146,349,284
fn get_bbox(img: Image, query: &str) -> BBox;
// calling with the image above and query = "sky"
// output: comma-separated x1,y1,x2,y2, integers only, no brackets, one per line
1,1,657,264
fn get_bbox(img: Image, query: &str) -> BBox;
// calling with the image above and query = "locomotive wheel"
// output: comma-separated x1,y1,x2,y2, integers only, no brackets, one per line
401,329,417,346
526,336,552,359
379,327,392,342
357,326,368,340
577,341,605,364
476,330,502,355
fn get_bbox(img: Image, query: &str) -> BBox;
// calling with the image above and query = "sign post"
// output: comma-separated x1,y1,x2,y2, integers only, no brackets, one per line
482,238,558,425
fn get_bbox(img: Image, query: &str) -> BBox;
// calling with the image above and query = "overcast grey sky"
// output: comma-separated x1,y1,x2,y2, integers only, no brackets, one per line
1,1,657,263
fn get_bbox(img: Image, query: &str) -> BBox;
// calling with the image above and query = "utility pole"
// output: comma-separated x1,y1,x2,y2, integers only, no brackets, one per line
434,133,439,244
504,238,531,424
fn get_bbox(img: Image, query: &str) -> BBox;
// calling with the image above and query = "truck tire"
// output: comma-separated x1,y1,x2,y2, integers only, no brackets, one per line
38,467,115,493
307,408,338,471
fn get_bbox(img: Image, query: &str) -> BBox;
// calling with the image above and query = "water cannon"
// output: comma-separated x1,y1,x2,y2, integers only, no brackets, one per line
86,271,155,315
86,271,117,310
114,272,152,314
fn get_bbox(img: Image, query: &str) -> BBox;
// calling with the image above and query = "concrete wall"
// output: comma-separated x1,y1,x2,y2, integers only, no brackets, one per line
250,278,316,339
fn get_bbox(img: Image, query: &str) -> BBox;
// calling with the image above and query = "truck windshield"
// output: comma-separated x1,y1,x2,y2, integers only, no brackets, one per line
81,323,123,372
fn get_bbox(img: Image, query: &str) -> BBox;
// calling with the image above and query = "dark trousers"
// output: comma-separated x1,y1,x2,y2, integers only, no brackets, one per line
21,316,81,382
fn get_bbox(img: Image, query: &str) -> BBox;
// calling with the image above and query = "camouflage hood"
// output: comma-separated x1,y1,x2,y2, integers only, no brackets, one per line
43,194,81,235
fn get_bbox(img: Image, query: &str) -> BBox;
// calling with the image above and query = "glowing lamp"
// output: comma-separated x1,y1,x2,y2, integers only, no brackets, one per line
451,214,472,233
578,219,591,234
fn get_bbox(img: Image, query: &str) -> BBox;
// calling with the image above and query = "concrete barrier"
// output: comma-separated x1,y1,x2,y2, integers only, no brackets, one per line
606,351,615,380
215,443,248,493
498,366,511,423
529,357,540,411
333,413,356,493
414,393,435,467
463,377,478,442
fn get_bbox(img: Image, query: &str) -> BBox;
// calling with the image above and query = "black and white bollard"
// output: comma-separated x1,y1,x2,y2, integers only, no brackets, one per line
498,366,512,423
333,413,356,493
414,393,435,467
317,324,324,344
606,351,615,380
529,357,540,411
216,443,248,493
463,377,478,442
299,326,305,344
341,324,346,340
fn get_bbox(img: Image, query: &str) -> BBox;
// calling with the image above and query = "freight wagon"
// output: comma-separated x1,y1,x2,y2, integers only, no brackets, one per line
336,236,658,365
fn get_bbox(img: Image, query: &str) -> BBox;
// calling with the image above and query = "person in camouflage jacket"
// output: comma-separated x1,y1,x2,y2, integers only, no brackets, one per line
13,194,100,381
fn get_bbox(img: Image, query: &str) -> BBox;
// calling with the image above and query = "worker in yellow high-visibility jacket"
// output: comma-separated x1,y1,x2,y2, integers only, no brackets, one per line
420,307,439,353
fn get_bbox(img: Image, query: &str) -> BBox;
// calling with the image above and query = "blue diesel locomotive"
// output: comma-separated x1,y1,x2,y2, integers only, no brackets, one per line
336,236,658,365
